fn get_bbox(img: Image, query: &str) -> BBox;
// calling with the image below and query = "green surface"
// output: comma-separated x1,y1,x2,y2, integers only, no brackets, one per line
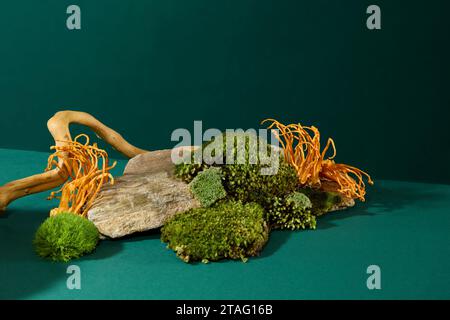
0,0,449,184
0,148,449,299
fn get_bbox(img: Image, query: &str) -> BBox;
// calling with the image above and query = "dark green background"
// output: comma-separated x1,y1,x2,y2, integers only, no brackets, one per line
0,0,449,183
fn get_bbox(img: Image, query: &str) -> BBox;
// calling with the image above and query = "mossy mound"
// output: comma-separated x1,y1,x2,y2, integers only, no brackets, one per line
175,131,276,183
33,212,99,262
175,132,298,208
222,162,298,206
189,167,227,207
268,192,316,230
161,201,269,263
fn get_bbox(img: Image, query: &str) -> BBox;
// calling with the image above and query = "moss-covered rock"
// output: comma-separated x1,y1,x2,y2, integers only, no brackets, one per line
33,212,99,262
268,192,316,230
189,167,227,207
161,201,269,263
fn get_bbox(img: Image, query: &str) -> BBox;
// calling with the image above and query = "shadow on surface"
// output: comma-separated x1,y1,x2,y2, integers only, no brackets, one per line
117,228,162,243
0,207,65,299
317,181,448,229
0,205,123,299
258,230,292,259
84,239,123,261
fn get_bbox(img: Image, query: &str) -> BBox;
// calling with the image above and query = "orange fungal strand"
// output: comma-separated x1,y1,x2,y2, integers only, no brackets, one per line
46,133,117,217
261,118,373,201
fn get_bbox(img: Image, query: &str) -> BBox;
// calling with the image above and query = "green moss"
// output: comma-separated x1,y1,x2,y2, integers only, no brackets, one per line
287,192,313,208
173,132,344,237
189,167,227,207
217,132,298,205
174,131,275,182
297,188,343,216
161,201,269,263
174,132,298,208
268,192,316,230
33,212,99,262
202,131,271,164
174,160,207,183
222,161,298,206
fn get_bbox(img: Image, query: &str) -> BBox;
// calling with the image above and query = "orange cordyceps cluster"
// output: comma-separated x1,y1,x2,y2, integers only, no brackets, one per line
262,119,373,201
46,134,116,217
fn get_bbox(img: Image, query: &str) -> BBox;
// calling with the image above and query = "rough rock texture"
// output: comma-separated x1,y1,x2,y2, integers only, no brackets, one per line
88,149,199,238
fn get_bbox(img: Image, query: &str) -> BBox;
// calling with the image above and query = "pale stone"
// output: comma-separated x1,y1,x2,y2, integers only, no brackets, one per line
88,149,199,238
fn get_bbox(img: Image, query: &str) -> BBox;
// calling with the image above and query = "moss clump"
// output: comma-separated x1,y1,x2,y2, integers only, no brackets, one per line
33,212,99,262
202,131,271,165
222,162,298,206
189,167,227,207
174,132,298,208
298,188,343,216
269,192,316,230
174,131,275,183
161,201,269,263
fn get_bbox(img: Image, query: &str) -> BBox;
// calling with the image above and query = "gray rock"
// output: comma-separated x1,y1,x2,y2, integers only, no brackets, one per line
124,149,175,176
88,149,199,238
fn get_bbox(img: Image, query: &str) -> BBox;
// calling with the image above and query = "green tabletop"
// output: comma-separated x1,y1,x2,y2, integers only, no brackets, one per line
0,148,449,300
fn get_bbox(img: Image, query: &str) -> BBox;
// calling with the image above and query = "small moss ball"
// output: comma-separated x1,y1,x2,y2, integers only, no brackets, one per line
161,201,269,263
33,212,99,262
189,167,227,207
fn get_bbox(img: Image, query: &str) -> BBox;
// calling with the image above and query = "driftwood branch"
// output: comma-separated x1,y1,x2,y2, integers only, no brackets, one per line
0,110,148,211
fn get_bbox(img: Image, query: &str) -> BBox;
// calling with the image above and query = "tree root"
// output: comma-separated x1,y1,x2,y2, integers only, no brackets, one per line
0,110,148,212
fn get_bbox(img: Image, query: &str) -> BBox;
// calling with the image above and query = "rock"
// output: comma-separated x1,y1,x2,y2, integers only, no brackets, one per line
88,149,200,238
329,196,355,211
124,149,174,176
319,180,355,212
123,146,197,176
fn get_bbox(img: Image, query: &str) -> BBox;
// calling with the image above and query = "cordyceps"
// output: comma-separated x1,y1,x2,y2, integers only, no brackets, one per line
45,134,117,217
262,119,373,201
